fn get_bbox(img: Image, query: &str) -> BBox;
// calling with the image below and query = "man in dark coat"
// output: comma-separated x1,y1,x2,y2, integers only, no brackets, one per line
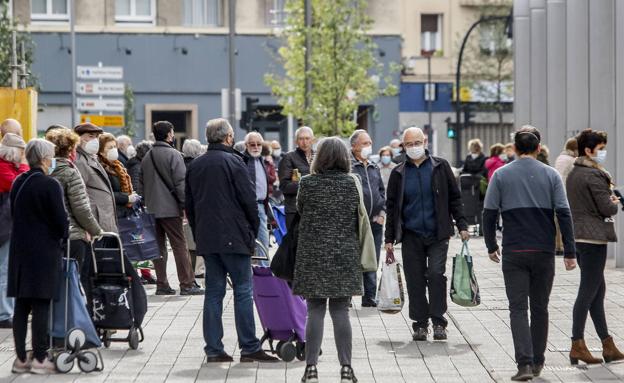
185,118,277,364
350,129,386,308
385,127,469,343
278,126,315,229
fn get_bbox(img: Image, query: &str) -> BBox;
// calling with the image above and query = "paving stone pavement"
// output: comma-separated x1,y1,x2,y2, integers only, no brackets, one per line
0,236,623,382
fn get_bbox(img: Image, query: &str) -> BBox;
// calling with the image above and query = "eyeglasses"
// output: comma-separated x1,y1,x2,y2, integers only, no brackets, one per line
247,143,262,148
403,141,424,148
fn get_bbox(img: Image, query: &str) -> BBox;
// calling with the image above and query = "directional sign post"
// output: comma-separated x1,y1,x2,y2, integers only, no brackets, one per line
77,98,124,112
76,82,125,96
80,114,125,128
77,66,123,80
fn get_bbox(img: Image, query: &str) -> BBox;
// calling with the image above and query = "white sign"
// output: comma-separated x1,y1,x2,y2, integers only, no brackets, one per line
77,98,125,112
76,82,125,96
424,83,436,101
77,66,124,80
221,88,242,121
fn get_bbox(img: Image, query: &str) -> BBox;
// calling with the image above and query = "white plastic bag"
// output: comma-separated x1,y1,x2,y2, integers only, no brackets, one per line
377,262,405,314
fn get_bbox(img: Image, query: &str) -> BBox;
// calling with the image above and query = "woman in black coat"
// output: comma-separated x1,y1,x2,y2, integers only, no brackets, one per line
8,139,68,374
461,138,488,177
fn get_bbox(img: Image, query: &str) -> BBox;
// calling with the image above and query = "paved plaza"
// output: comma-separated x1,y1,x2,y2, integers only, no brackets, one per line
0,237,623,382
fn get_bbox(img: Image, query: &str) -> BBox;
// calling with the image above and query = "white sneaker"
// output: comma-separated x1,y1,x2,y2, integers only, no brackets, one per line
11,357,31,374
30,357,56,375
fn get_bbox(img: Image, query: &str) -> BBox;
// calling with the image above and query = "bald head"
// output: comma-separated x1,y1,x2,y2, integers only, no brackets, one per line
0,119,22,137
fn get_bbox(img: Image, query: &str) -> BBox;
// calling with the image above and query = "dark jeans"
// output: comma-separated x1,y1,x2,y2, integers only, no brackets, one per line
402,231,449,328
502,252,555,366
154,216,194,290
572,243,609,341
363,222,383,303
13,298,49,362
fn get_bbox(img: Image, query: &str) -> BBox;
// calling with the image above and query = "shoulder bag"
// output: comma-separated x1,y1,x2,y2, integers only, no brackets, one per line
349,173,378,272
149,150,181,204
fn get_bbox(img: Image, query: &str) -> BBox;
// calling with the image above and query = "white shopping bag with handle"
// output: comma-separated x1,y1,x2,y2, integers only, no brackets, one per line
377,260,405,314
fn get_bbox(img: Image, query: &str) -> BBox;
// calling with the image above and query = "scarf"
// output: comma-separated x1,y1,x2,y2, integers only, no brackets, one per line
575,156,614,188
98,155,133,195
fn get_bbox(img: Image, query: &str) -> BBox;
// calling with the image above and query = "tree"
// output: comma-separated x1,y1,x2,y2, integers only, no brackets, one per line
123,85,137,137
459,2,513,127
265,0,398,137
0,0,37,88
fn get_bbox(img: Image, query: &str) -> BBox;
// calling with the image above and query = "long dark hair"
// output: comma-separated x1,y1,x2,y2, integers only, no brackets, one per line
311,137,350,174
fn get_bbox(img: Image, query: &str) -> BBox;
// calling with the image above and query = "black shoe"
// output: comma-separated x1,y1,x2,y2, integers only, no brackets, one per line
240,350,280,363
361,299,377,308
0,319,12,329
412,327,428,341
533,364,543,377
301,365,319,383
155,287,176,295
340,365,358,383
145,275,157,285
206,353,234,363
511,365,534,381
180,286,204,296
433,325,447,341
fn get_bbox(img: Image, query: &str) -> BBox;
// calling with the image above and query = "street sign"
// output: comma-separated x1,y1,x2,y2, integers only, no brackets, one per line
77,98,124,112
77,66,124,80
80,114,125,128
221,88,242,121
76,82,125,96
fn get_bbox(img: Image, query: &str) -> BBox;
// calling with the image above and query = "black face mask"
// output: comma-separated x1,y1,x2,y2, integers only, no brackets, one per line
169,136,177,148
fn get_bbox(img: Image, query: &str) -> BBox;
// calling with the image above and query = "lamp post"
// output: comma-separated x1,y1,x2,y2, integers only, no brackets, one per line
304,0,312,116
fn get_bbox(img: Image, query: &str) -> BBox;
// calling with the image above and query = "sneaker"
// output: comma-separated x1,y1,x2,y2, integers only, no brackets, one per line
412,327,428,341
340,365,358,383
301,365,319,383
205,353,234,363
30,357,55,375
11,357,31,374
180,286,204,296
0,319,12,329
433,325,447,341
155,287,176,295
240,350,280,363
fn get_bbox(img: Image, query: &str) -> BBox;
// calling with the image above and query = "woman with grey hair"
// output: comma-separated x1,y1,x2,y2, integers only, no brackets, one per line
9,139,68,374
182,138,205,279
294,137,361,383
182,139,203,166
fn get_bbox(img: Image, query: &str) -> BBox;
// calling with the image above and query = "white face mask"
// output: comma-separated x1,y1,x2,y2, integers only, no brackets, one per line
84,139,100,155
391,147,401,157
272,149,282,157
360,145,372,159
406,145,426,160
107,148,119,162
126,145,136,158
593,150,607,164
470,153,479,159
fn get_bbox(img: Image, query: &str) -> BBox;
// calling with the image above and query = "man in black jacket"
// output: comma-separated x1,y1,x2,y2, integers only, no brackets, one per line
350,129,386,307
185,118,277,364
385,127,469,342
278,126,315,229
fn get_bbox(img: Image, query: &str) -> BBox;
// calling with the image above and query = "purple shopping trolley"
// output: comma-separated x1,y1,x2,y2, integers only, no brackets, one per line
252,242,307,362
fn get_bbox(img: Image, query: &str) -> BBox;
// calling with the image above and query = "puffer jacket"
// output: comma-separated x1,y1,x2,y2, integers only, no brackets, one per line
51,158,103,241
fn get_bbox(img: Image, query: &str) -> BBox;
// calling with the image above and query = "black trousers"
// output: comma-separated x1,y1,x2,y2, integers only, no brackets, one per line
402,231,449,328
502,252,555,366
13,298,49,363
572,243,609,341
286,212,297,232
69,239,90,272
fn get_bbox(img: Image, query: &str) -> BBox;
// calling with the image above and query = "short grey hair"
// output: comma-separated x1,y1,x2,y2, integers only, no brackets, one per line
0,146,22,164
25,139,55,168
205,118,233,144
135,140,153,160
116,135,132,149
349,129,367,147
311,137,351,175
295,126,314,140
233,141,246,153
182,139,203,159
244,131,263,144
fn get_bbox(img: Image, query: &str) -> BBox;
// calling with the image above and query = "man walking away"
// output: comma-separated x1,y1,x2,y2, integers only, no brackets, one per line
350,129,385,307
385,127,469,342
483,125,576,381
278,126,314,229
186,118,277,363
140,121,202,296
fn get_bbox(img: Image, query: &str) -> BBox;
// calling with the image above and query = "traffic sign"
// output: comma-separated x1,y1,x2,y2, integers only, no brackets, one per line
77,66,124,80
77,98,124,112
76,82,125,96
80,114,125,128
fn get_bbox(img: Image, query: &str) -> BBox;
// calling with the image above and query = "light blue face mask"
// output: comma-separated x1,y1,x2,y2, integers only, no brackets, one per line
381,155,392,165
593,150,607,164
47,158,57,175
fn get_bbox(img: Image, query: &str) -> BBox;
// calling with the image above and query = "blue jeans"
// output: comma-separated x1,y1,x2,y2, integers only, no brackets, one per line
363,222,383,303
0,240,14,321
202,253,261,357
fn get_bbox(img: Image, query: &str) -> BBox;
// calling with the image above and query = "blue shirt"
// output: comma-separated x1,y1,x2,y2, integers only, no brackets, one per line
403,158,437,237
254,158,268,201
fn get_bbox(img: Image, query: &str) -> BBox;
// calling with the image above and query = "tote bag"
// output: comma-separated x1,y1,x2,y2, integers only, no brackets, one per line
349,174,378,273
118,207,160,262
450,241,481,307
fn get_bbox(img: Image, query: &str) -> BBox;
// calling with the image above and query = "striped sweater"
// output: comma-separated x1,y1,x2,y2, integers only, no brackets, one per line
483,157,576,258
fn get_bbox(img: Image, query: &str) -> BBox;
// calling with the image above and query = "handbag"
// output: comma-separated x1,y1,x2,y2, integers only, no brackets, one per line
349,173,378,272
118,206,160,262
270,213,300,281
450,241,481,307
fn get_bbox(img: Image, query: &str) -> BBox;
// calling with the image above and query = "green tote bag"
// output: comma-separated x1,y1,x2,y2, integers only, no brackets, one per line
450,241,481,307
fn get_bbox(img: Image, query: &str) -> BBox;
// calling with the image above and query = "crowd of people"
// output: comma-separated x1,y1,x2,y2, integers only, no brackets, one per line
0,115,622,383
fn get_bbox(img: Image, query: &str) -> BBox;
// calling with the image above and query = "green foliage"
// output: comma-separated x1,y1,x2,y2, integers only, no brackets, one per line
0,0,37,88
265,0,398,137
123,85,137,137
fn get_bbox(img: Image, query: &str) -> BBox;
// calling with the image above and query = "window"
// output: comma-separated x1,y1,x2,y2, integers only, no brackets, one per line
265,0,286,29
420,14,442,56
115,0,155,25
31,0,69,22
183,0,223,27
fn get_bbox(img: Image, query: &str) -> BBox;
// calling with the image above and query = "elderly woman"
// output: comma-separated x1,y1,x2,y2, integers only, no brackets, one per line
461,138,487,177
182,139,203,167
97,133,139,218
46,128,103,268
9,139,68,374
182,139,205,278
378,145,397,191
0,134,28,329
294,137,361,383
127,140,153,193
